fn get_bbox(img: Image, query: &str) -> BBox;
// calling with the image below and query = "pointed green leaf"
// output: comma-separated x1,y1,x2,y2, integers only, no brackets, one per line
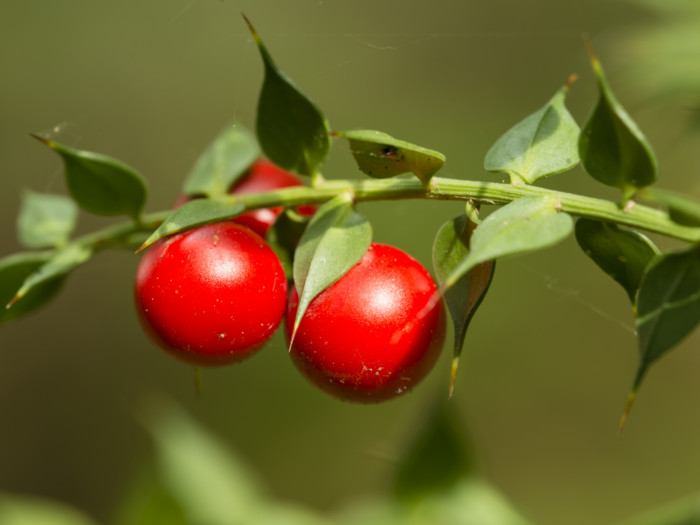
0,252,64,323
182,124,259,198
32,135,148,220
335,130,446,187
16,190,78,249
245,16,330,176
394,403,473,503
9,244,92,309
266,209,311,280
442,196,573,290
641,187,700,227
634,246,700,385
578,50,658,200
637,247,700,365
291,194,372,339
433,213,495,396
139,199,244,251
575,218,659,306
484,82,580,185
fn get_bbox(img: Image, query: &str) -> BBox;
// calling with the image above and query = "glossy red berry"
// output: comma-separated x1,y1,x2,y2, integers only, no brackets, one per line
134,222,287,367
285,243,445,402
175,159,315,238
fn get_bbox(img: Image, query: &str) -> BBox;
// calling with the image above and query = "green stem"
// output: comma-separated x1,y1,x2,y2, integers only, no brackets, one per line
68,176,700,255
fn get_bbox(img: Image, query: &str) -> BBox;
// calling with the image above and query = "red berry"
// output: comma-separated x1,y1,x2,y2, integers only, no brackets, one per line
230,159,315,237
134,222,287,367
285,243,445,402
175,159,315,238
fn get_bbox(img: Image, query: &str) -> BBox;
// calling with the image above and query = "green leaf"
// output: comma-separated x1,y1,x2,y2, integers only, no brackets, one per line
637,247,700,366
484,80,580,185
575,218,659,307
441,196,573,291
32,135,148,220
291,193,372,341
335,129,446,187
141,397,265,525
182,124,259,198
244,16,330,176
578,48,658,201
394,403,473,504
623,247,700,423
114,468,188,525
266,209,311,280
432,213,495,396
0,252,64,323
0,491,98,525
16,190,78,249
139,199,244,251
405,479,533,525
641,187,700,227
8,244,92,309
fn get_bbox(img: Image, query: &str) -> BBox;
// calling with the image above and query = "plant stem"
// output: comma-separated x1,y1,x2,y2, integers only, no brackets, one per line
68,176,700,254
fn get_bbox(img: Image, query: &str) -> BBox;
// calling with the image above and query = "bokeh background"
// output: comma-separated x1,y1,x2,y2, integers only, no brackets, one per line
2,0,700,523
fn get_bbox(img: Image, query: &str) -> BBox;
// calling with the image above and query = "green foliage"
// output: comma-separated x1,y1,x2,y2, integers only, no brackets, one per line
2,16,700,441
575,218,659,307
291,193,372,341
0,252,64,323
139,199,245,251
5,14,700,525
0,492,97,525
432,212,494,395
142,398,267,524
182,124,259,198
484,81,580,185
335,129,446,187
115,469,188,525
634,247,700,390
440,196,573,291
17,190,78,249
394,404,473,503
244,16,330,177
8,244,92,311
578,47,658,202
122,398,530,525
32,135,148,221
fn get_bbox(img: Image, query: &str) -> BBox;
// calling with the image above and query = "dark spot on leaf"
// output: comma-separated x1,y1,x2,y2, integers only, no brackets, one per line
381,146,399,159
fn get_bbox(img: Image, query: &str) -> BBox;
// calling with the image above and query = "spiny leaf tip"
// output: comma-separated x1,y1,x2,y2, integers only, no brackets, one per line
241,13,261,45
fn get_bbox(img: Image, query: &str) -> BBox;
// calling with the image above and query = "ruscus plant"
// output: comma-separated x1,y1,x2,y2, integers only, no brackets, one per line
3,16,700,433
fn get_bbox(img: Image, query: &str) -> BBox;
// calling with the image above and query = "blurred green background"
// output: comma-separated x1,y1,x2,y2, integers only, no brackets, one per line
2,1,700,523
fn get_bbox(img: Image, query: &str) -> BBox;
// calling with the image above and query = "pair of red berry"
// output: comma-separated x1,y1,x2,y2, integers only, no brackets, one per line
134,161,445,402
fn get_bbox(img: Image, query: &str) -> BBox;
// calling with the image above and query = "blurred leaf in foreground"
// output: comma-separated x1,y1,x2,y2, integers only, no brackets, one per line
0,492,97,525
394,403,473,503
140,397,329,525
